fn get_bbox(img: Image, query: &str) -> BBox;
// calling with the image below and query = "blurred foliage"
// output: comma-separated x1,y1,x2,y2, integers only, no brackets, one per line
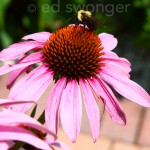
0,0,150,91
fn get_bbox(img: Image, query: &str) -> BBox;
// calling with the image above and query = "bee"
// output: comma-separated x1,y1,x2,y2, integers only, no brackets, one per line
74,10,106,31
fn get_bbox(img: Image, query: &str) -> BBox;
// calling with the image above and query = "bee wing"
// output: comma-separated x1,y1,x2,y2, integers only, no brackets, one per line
66,14,77,22
90,15,106,28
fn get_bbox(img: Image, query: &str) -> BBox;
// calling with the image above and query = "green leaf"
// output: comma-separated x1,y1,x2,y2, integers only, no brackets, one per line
30,105,38,118
0,31,12,48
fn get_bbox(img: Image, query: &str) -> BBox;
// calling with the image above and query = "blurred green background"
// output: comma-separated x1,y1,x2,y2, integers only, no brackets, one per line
0,0,150,92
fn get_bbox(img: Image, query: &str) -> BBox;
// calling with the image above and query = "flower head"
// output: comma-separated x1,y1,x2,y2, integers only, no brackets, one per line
44,26,104,80
0,25,150,142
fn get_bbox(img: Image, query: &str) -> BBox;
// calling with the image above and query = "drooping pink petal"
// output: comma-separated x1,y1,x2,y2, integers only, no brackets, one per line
80,79,100,142
6,56,34,89
0,141,25,150
50,140,71,150
0,111,56,139
103,51,131,74
99,33,118,52
103,51,118,58
45,77,66,134
101,63,130,78
100,70,150,107
8,65,53,112
0,99,34,107
88,77,126,125
0,41,44,61
0,52,43,75
22,32,51,43
0,141,14,150
7,66,30,89
0,126,52,150
101,58,131,79
60,80,82,142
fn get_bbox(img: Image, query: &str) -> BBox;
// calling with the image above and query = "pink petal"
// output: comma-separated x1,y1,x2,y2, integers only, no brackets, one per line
7,66,30,89
0,111,56,139
103,51,118,58
45,77,66,134
0,99,34,107
101,57,131,79
103,52,131,72
22,32,51,43
0,141,13,150
0,52,43,75
0,111,40,125
88,77,126,125
0,41,44,61
100,70,150,107
8,65,53,112
0,126,52,150
102,51,131,77
51,140,71,150
80,79,100,142
60,80,82,142
98,33,118,52
6,54,35,89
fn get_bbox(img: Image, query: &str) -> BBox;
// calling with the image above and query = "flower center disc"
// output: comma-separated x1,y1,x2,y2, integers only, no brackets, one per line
44,26,104,81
